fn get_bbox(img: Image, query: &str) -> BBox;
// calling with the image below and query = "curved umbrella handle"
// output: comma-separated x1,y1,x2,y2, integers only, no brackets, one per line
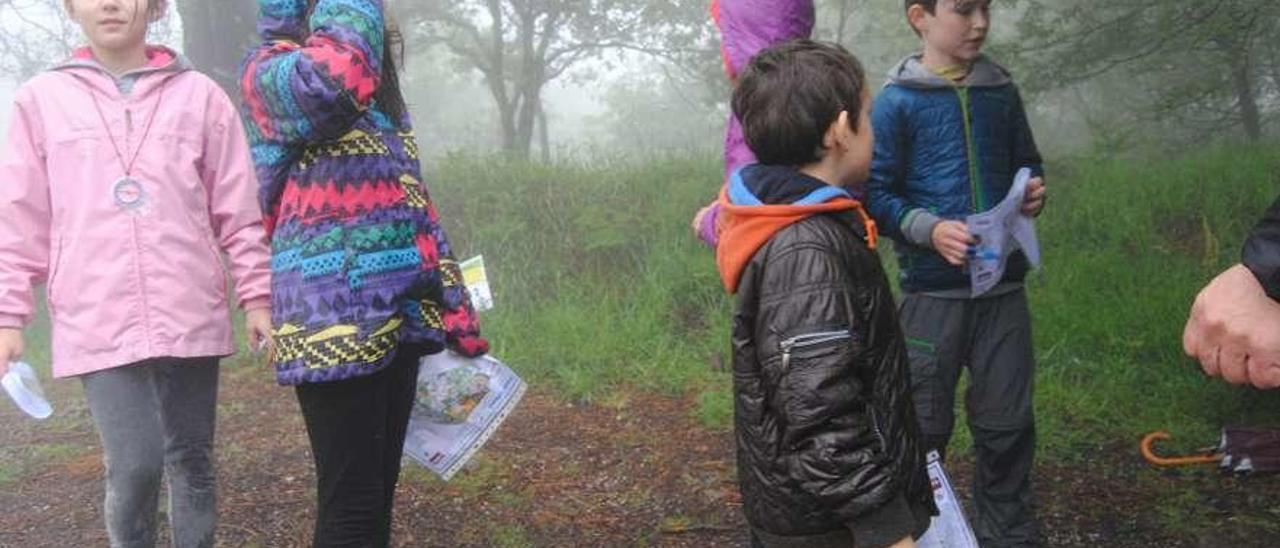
1141,431,1224,467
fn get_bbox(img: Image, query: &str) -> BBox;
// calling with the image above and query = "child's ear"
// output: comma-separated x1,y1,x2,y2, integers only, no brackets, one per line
907,4,929,35
827,111,852,152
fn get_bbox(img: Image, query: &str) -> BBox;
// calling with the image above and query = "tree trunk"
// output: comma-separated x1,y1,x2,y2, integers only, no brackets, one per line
1229,49,1262,142
498,100,519,153
835,0,852,45
176,0,257,93
537,104,550,163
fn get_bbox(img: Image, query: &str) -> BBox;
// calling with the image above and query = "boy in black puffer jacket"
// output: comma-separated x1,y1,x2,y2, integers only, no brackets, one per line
715,40,936,548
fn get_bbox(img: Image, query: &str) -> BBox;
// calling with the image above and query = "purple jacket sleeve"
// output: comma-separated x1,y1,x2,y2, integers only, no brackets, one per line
698,0,816,249
716,0,814,180
240,0,385,146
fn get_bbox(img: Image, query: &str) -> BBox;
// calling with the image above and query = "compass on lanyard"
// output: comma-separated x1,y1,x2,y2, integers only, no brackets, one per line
88,79,167,213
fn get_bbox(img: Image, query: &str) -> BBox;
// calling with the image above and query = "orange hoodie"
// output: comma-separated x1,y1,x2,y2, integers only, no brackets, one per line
716,185,877,294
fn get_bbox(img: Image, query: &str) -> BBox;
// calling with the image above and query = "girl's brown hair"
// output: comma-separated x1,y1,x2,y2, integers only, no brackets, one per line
306,0,408,124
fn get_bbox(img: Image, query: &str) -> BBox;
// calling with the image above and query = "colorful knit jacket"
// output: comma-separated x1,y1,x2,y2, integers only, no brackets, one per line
240,0,487,385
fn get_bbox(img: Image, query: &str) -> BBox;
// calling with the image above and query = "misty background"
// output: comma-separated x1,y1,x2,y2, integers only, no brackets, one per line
4,1,1280,544
4,0,1274,160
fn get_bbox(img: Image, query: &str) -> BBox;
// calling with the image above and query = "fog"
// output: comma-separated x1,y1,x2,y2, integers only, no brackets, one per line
1,0,1277,160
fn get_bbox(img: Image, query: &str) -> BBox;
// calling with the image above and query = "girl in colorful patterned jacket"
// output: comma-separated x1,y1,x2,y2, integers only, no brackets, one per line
240,0,488,545
0,1,273,546
692,0,816,246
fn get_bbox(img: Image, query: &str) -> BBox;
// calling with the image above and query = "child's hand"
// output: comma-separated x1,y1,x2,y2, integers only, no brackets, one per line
0,328,24,375
691,201,722,247
931,220,974,266
691,204,714,236
245,308,274,356
1022,177,1046,217
887,536,917,548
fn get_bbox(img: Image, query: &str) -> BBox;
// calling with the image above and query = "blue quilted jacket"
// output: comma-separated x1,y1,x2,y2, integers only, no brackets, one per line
866,55,1043,294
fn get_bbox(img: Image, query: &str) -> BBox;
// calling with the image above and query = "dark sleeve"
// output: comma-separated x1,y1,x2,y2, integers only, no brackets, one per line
757,240,898,522
846,495,922,546
1009,84,1044,179
1243,196,1280,300
867,90,929,244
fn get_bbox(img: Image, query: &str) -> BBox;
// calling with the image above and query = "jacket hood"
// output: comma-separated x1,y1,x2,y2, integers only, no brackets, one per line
886,54,1011,89
716,164,876,293
51,45,191,94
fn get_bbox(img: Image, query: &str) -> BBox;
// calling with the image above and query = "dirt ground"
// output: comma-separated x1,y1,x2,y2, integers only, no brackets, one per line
2,360,1280,547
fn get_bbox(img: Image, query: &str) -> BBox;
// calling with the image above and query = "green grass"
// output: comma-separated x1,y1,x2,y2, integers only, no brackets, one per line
0,460,20,487
430,154,735,422
16,145,1280,463
1021,146,1280,459
426,145,1280,459
0,442,85,487
487,523,534,548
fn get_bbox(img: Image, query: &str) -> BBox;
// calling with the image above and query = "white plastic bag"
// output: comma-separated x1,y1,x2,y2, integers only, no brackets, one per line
3,361,52,419
402,352,525,480
917,451,980,548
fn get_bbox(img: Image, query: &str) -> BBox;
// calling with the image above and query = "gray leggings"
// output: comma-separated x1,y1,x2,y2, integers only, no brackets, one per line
82,357,220,548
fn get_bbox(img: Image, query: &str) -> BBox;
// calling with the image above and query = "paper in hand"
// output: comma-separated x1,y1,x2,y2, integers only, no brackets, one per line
966,168,1042,297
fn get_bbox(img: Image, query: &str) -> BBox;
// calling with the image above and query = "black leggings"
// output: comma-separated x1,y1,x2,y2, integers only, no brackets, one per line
295,346,424,548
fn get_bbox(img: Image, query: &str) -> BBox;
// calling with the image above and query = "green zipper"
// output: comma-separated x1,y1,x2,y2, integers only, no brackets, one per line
955,87,986,212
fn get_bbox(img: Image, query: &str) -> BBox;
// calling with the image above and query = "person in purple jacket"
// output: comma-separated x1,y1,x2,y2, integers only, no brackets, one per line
692,0,816,246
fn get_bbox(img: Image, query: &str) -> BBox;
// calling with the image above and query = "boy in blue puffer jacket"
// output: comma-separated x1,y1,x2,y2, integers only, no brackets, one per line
866,1,1047,546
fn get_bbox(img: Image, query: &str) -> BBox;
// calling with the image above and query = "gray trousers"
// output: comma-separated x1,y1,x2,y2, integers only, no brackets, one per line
900,290,1038,548
82,357,220,548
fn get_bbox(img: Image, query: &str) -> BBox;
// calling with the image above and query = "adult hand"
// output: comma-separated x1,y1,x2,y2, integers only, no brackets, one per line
245,308,274,356
1183,264,1280,389
0,328,24,376
931,220,974,267
1022,177,1046,217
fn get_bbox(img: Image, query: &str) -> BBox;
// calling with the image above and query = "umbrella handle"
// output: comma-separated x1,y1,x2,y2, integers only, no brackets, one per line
1140,431,1224,467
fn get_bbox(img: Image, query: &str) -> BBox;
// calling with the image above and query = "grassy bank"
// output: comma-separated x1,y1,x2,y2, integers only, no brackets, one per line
429,146,1280,459
14,146,1280,462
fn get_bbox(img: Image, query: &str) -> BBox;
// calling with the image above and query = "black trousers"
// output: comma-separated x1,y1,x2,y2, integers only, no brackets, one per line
900,290,1039,548
295,346,424,548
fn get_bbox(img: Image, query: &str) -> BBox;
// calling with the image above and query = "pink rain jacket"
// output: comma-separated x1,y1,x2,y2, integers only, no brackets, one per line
0,46,271,378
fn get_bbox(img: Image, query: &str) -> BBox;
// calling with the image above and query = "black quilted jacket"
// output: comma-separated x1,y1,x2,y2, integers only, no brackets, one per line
731,209,936,537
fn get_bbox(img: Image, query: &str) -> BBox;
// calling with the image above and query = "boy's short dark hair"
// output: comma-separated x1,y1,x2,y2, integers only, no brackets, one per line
904,0,938,36
905,0,939,13
904,1,991,35
731,40,867,167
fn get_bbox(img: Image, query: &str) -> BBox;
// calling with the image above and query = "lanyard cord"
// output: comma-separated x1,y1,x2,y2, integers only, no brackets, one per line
86,78,168,178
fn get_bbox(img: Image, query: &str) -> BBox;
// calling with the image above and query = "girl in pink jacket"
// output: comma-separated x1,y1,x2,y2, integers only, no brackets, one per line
0,1,271,546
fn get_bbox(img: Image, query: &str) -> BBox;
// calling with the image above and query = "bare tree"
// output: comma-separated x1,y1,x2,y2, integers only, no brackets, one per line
408,0,714,160
174,0,256,92
1008,0,1280,144
0,0,249,93
0,0,80,79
